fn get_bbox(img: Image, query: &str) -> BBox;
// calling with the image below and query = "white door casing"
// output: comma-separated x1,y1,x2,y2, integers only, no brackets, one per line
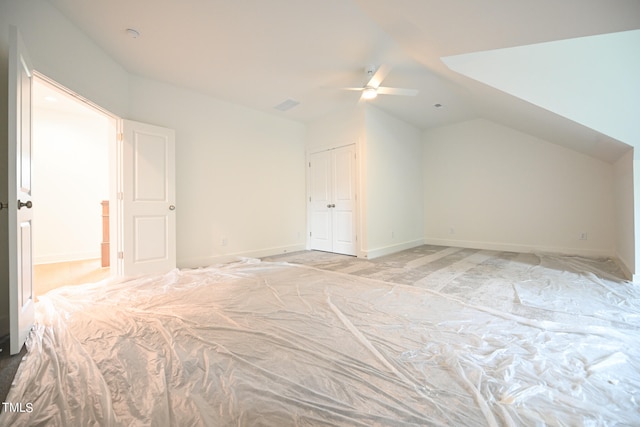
121,120,176,276
8,26,35,355
308,145,357,256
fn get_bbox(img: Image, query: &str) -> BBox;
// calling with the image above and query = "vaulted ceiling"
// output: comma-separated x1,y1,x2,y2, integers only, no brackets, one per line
47,0,640,162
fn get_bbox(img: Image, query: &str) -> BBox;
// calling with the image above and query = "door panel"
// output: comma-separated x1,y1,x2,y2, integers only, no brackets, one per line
134,216,168,262
19,222,33,307
310,151,331,204
134,132,168,201
309,151,332,251
122,120,176,276
8,26,35,355
308,145,356,256
333,147,354,202
331,145,356,255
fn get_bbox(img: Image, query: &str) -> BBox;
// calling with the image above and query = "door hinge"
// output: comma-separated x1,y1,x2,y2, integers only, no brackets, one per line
309,162,311,168
117,132,123,141
309,231,312,237
117,192,124,200
118,251,124,259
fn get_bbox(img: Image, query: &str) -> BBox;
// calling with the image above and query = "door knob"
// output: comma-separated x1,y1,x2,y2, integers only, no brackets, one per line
169,205,176,211
326,204,335,208
17,200,32,209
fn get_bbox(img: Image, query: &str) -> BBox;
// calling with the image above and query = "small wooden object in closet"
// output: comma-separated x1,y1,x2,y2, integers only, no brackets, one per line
101,201,109,267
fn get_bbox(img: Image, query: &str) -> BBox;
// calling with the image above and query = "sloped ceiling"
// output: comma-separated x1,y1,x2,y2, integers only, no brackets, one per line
442,30,640,150
47,0,640,162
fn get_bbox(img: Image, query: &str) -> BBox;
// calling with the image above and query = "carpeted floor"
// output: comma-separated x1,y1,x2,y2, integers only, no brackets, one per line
0,337,26,412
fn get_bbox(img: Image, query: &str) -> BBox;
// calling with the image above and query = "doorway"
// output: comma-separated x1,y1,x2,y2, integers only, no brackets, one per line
308,144,357,256
32,76,116,296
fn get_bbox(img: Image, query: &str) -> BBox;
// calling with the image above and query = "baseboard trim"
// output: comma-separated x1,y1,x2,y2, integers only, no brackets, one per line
363,239,425,260
178,244,307,269
423,237,614,258
35,251,101,265
614,252,635,282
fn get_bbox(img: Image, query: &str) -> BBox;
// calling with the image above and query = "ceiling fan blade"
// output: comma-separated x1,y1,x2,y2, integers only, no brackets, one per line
376,86,419,96
341,87,365,91
366,64,391,88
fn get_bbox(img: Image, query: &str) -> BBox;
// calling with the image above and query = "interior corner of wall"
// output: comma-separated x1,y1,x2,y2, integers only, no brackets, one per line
614,253,635,282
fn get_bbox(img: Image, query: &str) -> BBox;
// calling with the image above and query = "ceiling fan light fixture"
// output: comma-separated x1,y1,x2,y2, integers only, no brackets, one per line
362,87,377,100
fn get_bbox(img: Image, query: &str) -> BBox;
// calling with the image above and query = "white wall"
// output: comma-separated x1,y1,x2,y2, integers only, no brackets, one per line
364,106,424,258
634,150,640,281
0,0,130,117
614,149,635,278
306,105,364,152
423,119,616,257
443,30,640,150
128,76,307,267
33,107,109,263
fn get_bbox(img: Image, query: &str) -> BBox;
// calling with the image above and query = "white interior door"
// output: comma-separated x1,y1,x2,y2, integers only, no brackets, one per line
331,145,357,255
8,26,35,355
309,150,332,251
121,120,176,276
308,145,356,256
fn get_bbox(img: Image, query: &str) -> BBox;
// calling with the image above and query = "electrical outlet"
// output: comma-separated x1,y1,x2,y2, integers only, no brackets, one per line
579,232,588,241
449,227,455,235
221,237,228,246
391,231,395,239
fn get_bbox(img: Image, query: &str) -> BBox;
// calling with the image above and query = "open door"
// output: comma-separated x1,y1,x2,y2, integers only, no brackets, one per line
120,120,176,276
8,26,35,355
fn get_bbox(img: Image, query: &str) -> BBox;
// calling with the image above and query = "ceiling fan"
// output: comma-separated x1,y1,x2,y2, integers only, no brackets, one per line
342,64,419,101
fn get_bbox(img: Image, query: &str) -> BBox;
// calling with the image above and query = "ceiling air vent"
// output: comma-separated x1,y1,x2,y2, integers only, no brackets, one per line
274,98,300,112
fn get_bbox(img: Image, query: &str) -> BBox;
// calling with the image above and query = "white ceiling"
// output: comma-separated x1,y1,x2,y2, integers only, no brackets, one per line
47,0,640,162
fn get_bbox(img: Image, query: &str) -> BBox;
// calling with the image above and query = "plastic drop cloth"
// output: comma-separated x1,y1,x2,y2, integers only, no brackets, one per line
2,257,639,426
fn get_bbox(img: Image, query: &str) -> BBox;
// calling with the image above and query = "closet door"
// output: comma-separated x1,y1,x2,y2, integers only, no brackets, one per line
309,150,333,251
331,145,356,255
308,145,356,255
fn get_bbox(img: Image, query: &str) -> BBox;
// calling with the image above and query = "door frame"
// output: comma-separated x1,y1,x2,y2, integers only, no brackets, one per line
30,75,177,278
33,72,120,278
306,141,361,257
